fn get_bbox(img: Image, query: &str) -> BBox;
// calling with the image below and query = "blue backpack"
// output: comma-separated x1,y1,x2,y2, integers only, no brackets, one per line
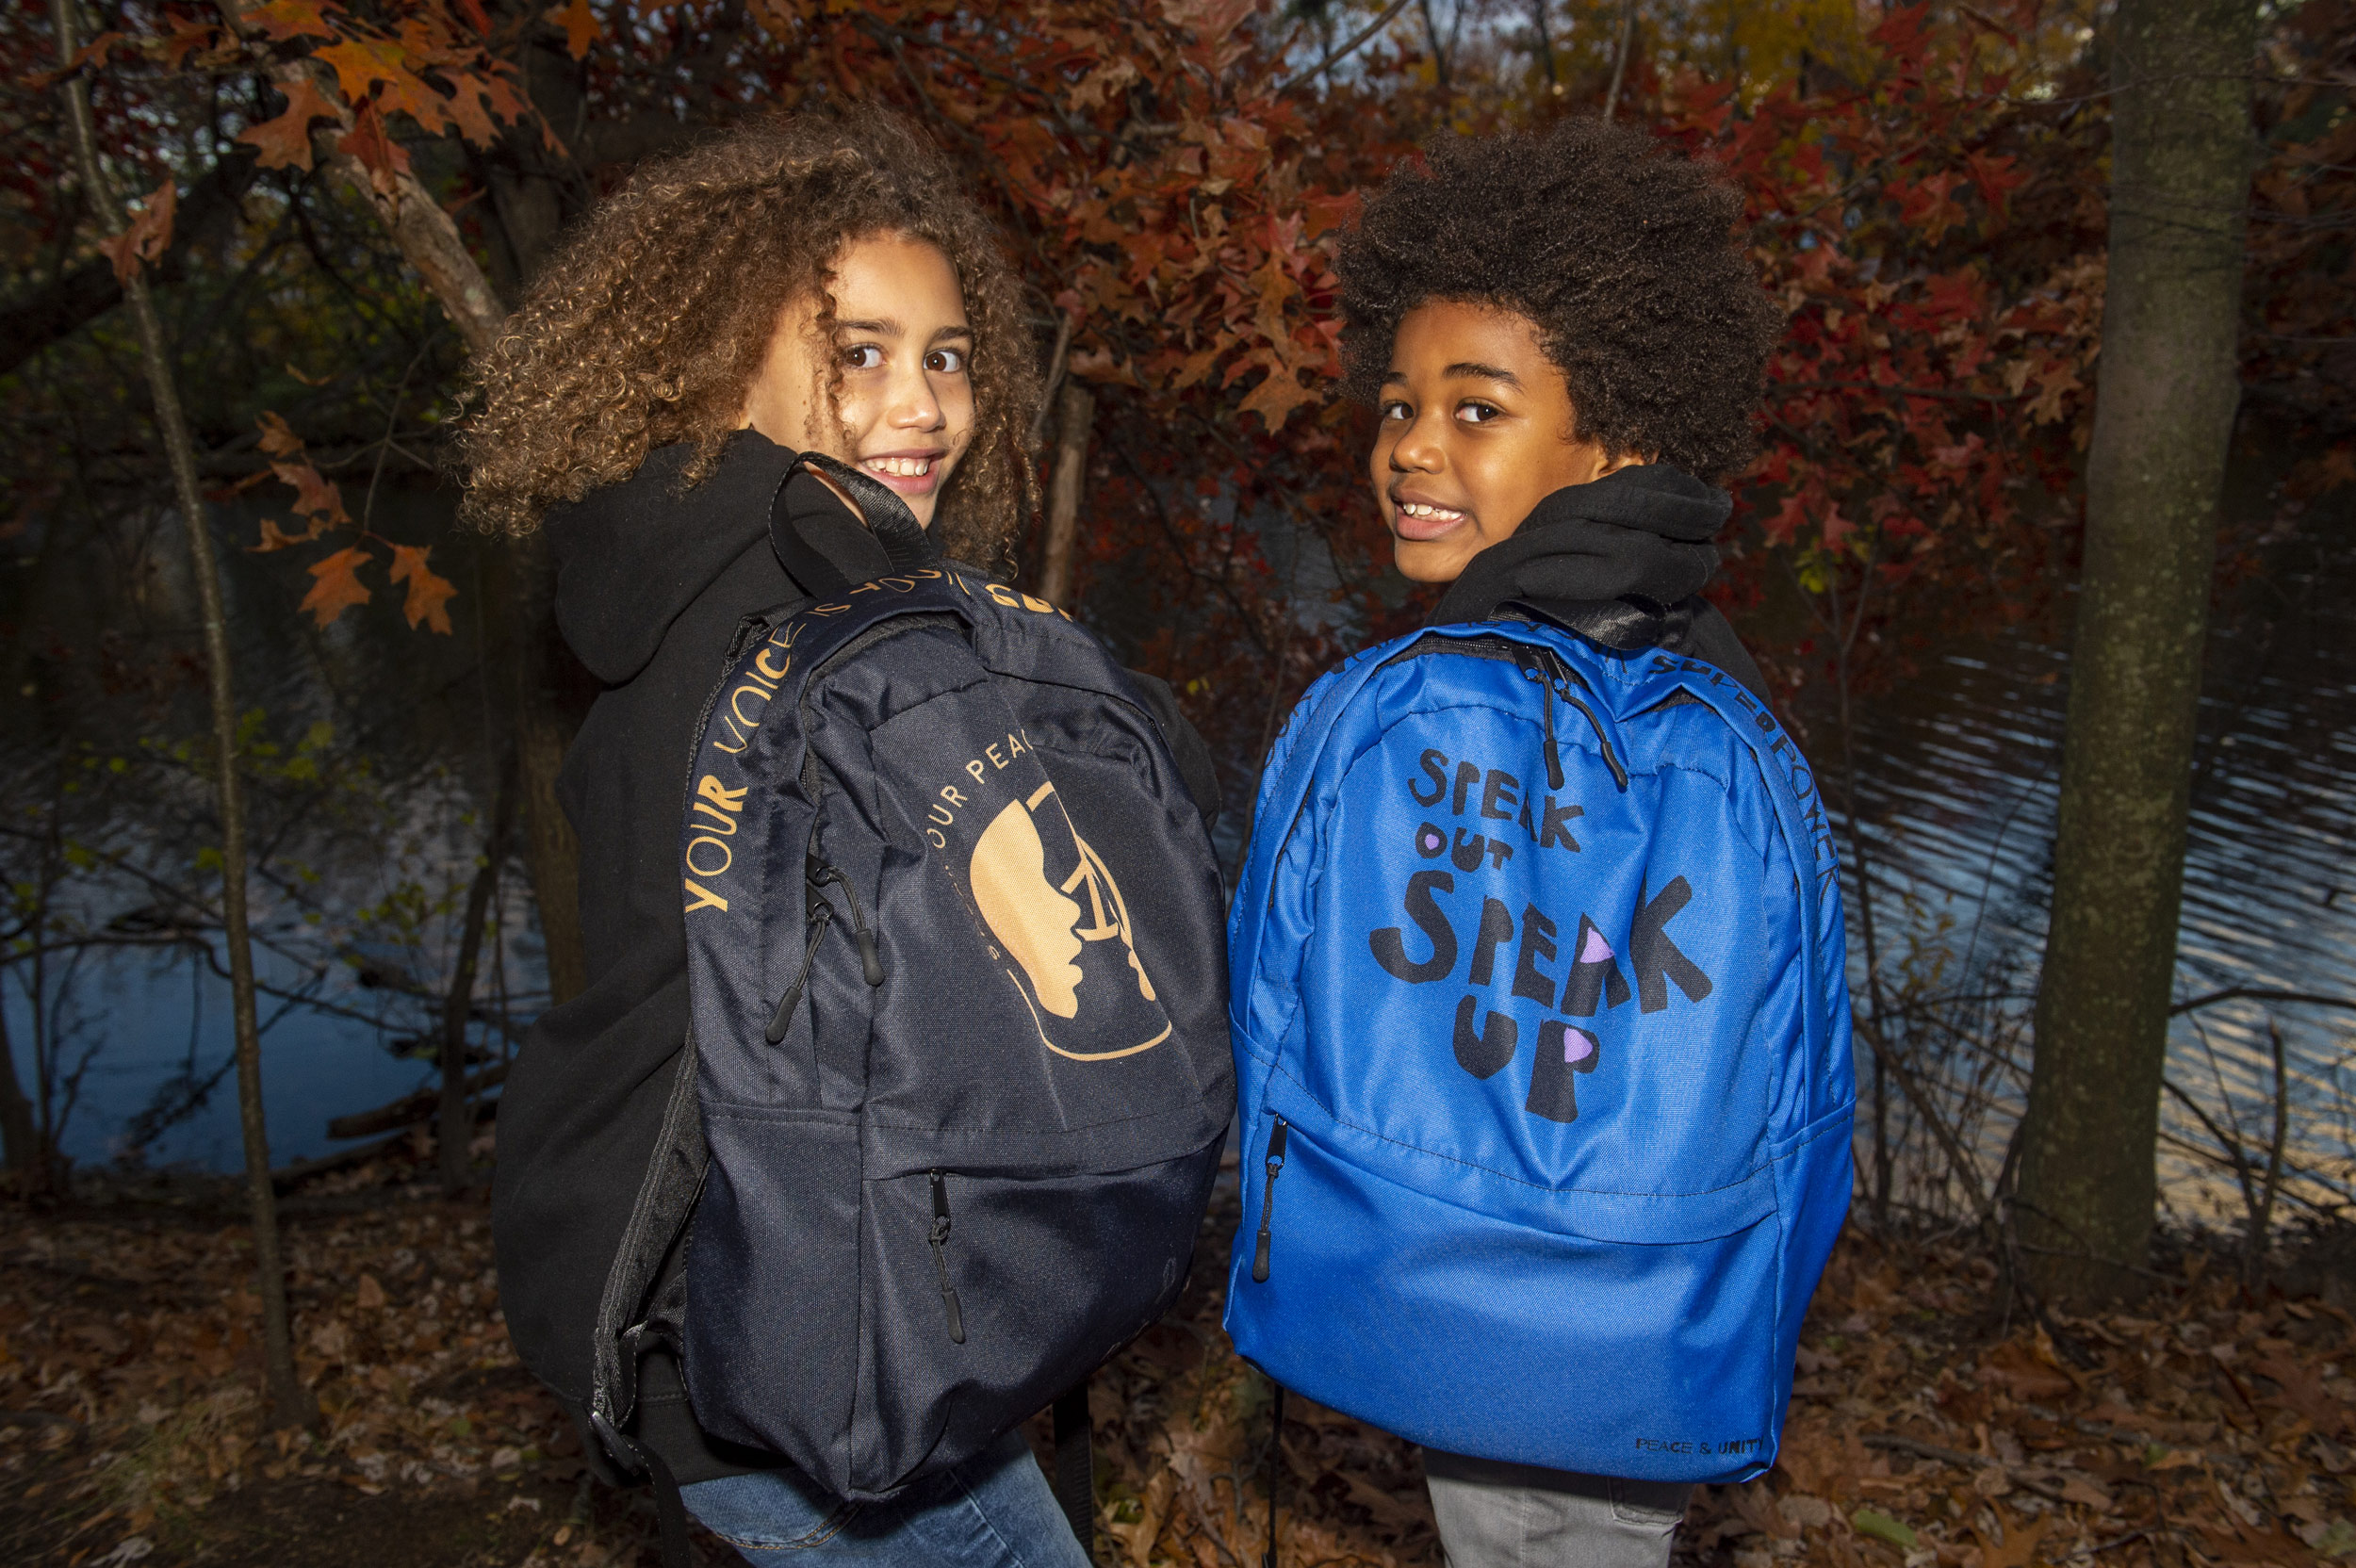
1224,618,1854,1483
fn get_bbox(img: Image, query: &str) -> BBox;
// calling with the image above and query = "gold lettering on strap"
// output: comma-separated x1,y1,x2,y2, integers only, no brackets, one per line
683,879,728,914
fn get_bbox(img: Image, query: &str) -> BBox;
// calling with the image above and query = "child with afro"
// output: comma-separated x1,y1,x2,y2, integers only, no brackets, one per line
1326,119,1784,1566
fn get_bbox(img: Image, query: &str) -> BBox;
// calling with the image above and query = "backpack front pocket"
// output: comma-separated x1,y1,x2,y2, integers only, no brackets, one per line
1225,1106,1782,1483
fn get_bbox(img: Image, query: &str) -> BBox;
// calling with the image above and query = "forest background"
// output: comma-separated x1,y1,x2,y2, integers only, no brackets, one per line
4,0,2355,1564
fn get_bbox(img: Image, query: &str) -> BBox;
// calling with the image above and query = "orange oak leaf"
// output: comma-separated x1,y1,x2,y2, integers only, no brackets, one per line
99,182,176,285
237,77,341,172
548,0,597,59
271,460,349,524
251,516,327,553
300,547,374,627
443,78,499,148
314,36,410,106
368,57,460,139
388,545,458,635
1236,364,1317,432
240,0,337,42
255,412,305,458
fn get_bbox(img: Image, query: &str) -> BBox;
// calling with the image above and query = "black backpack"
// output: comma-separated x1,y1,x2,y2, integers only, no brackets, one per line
588,455,1234,1556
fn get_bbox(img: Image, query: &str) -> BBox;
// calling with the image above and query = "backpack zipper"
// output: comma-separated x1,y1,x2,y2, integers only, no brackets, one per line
1515,645,1630,792
927,1169,967,1344
762,903,835,1045
806,865,886,986
1250,1117,1290,1282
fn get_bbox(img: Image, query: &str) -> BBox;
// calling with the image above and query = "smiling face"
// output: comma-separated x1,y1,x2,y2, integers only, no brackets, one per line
739,232,976,528
1371,300,1644,583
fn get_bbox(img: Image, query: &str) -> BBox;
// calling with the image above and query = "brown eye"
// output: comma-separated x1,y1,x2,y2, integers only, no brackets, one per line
925,347,968,374
1379,399,1413,421
843,344,885,370
1456,400,1502,424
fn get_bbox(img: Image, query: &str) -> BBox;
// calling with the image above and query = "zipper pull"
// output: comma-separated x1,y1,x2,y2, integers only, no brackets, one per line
765,905,835,1044
1558,682,1630,791
1518,649,1567,792
810,866,886,986
1530,647,1630,792
1251,1118,1290,1283
927,1169,967,1344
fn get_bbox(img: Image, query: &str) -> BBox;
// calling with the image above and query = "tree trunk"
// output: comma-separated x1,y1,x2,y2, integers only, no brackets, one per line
440,759,516,1193
0,998,36,1175
483,531,590,1005
1039,382,1096,609
54,0,312,1427
2016,0,2254,1305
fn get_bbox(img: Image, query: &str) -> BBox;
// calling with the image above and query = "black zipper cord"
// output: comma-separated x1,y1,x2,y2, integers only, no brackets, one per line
809,866,886,986
763,905,835,1045
1522,646,1630,792
1251,1118,1290,1283
1556,684,1630,791
927,1169,967,1344
1517,650,1568,791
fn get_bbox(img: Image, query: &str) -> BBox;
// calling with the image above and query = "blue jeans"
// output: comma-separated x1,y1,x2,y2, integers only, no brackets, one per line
679,1430,1091,1567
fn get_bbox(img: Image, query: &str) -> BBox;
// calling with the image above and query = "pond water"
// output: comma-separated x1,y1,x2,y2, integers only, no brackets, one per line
1828,504,2356,1225
20,946,438,1171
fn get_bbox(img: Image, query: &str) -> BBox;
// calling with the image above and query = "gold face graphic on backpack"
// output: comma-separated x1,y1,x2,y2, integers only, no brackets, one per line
969,782,1169,1060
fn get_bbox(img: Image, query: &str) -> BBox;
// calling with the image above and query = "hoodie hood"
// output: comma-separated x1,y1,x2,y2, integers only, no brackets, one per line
548,430,894,687
1431,464,1728,623
1428,464,1768,698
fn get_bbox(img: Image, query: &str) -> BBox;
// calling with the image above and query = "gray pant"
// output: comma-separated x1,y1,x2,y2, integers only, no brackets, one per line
1422,1450,1690,1568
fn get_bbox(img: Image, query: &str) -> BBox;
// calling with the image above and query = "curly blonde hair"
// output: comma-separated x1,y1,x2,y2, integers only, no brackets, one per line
457,107,1039,564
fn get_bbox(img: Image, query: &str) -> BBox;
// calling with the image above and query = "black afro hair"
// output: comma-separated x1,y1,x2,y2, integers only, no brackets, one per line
1335,118,1783,484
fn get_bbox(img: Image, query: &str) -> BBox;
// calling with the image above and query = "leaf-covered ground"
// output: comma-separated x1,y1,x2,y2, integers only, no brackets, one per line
5,1152,2352,1567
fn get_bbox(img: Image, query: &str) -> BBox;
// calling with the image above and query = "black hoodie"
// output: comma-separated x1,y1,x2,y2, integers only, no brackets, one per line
1429,464,1768,697
492,431,1217,1482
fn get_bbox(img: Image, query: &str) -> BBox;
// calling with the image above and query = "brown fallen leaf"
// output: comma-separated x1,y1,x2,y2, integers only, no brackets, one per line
1972,1506,2055,1568
2253,1353,2351,1437
2196,1520,2316,1566
2054,1470,2114,1509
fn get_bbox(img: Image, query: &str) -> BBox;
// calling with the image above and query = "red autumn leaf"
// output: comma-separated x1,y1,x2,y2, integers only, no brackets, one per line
237,77,342,172
454,0,491,32
337,105,414,184
388,545,458,635
160,18,219,70
299,547,374,627
255,412,305,458
547,0,597,59
1300,190,1360,240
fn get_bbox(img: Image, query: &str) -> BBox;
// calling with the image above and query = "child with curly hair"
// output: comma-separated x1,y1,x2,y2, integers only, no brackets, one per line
466,106,1212,1568
1301,118,1787,1567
